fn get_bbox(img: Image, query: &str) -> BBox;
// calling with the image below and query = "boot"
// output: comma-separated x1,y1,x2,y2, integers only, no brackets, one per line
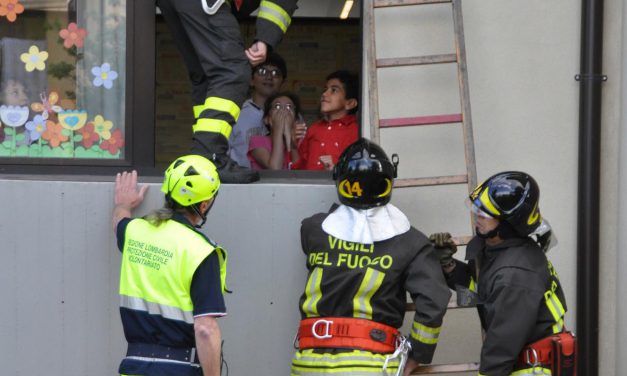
192,131,260,184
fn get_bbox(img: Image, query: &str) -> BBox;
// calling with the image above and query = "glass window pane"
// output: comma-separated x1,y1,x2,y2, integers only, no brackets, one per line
0,0,126,159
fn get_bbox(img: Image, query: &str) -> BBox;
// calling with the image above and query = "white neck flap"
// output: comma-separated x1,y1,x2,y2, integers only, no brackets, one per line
321,203,411,244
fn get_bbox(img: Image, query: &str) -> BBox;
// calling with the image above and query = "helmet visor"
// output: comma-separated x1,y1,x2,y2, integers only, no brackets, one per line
466,197,495,218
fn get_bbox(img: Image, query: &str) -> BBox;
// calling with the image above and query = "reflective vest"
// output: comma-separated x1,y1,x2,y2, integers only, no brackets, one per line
119,218,227,326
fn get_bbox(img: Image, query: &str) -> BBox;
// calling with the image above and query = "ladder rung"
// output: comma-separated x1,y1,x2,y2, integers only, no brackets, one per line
375,0,452,8
412,363,480,374
380,113,462,128
377,54,457,68
394,174,468,188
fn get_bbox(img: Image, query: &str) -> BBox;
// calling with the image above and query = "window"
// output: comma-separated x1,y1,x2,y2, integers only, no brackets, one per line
0,0,360,176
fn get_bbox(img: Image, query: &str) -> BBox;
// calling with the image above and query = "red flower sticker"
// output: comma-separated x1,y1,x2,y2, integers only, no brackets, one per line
41,122,69,148
79,122,100,149
100,128,124,155
59,22,88,49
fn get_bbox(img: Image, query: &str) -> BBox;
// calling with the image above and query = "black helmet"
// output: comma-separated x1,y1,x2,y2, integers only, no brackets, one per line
333,138,398,209
469,171,542,237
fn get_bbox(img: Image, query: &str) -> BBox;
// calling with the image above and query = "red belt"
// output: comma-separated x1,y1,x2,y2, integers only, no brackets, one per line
517,331,577,376
298,317,399,353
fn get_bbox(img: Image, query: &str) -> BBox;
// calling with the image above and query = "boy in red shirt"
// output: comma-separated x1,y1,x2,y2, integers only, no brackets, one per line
291,71,359,170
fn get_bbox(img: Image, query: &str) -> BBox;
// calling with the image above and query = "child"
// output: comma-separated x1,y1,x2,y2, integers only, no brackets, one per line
291,70,359,171
247,92,302,170
229,52,288,168
0,78,30,143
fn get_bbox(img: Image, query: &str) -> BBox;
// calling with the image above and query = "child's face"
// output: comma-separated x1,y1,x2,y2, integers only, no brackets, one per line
1,80,29,106
265,96,295,130
251,64,284,98
320,78,356,120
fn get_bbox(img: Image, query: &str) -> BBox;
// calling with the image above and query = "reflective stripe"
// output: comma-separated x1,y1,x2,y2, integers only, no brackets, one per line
302,267,323,317
479,188,500,216
352,268,385,319
193,118,232,139
544,288,566,333
410,321,441,345
196,96,241,122
120,294,194,324
510,367,552,375
193,104,204,119
258,0,291,33
291,349,399,376
124,356,201,367
469,277,477,293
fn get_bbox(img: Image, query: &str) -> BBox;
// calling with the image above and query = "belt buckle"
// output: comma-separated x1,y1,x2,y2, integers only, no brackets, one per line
311,319,334,339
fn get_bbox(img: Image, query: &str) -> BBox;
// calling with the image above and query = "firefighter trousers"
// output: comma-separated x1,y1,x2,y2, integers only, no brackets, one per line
156,0,250,138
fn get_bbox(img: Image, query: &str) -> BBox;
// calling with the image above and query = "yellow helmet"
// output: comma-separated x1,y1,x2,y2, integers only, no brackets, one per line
161,155,220,207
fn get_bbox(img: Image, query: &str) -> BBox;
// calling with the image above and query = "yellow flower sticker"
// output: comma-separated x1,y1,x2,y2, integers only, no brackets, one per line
20,45,48,72
92,115,113,140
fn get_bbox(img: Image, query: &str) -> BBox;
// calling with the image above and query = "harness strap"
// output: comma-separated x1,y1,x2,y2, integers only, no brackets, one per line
298,317,399,353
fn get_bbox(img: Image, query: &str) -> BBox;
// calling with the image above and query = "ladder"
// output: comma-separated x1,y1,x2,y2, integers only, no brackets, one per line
365,0,479,374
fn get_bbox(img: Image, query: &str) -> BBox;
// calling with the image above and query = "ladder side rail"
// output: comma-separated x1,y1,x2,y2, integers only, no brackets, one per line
375,0,452,8
452,0,477,193
366,0,382,144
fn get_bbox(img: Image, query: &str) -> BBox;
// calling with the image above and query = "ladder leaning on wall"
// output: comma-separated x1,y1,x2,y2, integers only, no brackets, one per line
365,0,480,373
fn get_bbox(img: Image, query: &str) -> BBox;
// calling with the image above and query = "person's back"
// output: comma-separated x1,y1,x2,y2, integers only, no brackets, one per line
113,156,227,376
292,139,450,376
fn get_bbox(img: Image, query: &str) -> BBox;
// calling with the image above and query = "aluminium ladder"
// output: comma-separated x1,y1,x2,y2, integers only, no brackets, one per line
365,0,479,374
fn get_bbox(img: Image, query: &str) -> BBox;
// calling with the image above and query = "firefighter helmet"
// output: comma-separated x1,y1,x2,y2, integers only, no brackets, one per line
469,171,542,237
161,155,220,207
333,138,398,209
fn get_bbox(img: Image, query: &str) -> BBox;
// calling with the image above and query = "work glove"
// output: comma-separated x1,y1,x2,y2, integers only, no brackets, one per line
429,232,457,267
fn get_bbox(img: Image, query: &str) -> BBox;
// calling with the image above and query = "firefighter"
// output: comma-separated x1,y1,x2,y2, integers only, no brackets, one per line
432,171,575,376
112,155,228,376
156,0,299,184
291,138,451,376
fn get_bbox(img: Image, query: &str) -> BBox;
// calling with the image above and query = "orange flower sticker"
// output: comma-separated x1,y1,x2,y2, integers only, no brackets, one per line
59,23,88,49
100,128,124,155
0,0,24,22
41,122,69,148
78,122,100,149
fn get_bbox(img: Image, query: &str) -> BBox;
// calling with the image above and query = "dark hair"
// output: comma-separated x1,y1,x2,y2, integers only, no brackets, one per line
326,70,359,114
255,52,288,79
262,92,302,132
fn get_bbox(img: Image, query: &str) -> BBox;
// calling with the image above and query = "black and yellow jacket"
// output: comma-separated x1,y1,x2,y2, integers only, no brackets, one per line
447,236,567,376
298,212,451,364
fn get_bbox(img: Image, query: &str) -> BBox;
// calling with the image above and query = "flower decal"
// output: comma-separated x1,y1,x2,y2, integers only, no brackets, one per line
0,0,24,22
31,91,63,120
58,109,87,131
59,22,88,49
41,122,69,148
100,128,124,155
91,63,118,89
91,115,113,139
0,105,28,127
78,122,100,148
25,115,49,141
20,45,48,72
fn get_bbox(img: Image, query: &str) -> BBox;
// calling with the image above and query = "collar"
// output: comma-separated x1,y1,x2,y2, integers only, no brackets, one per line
465,236,529,260
244,98,261,110
171,211,217,246
321,203,411,243
326,114,356,127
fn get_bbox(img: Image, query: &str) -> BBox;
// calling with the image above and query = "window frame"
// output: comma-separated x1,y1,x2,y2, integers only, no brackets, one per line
0,0,158,175
0,1,363,178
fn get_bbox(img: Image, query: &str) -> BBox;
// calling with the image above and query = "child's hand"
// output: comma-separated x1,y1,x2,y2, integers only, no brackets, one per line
291,120,306,149
319,155,334,171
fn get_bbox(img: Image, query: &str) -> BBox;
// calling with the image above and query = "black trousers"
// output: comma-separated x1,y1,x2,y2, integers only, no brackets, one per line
157,0,251,135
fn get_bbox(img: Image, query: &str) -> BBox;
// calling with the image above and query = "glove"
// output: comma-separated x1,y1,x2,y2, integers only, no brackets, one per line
429,232,457,267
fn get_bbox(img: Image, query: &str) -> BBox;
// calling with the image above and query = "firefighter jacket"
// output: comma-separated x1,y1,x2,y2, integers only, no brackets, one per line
249,0,299,49
446,236,567,376
297,211,451,364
